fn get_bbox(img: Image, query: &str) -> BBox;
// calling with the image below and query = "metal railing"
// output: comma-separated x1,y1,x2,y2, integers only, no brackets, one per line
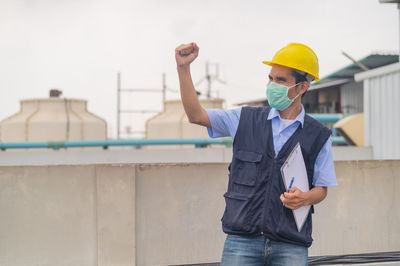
308,113,345,123
309,113,346,138
0,136,347,151
0,138,233,151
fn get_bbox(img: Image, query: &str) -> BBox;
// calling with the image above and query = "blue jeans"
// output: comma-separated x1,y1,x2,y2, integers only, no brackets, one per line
220,235,308,266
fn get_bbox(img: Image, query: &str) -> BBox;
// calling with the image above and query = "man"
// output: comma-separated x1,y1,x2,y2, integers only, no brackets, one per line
175,42,337,265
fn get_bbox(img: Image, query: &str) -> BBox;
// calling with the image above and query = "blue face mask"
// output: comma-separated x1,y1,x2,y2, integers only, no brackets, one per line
266,82,301,110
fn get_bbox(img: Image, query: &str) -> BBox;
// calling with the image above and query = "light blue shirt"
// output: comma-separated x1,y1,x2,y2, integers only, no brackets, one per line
206,106,337,187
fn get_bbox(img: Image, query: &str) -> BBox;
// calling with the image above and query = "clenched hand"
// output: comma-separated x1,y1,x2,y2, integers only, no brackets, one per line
175,42,199,68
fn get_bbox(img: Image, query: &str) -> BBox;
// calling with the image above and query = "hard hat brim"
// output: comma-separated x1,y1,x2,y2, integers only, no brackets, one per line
262,60,320,82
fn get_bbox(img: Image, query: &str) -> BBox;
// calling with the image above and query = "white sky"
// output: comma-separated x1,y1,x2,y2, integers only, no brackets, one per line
0,0,398,138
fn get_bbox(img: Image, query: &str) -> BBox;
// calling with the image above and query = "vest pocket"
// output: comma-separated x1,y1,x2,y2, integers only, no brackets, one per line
222,191,253,232
276,208,313,245
232,150,263,186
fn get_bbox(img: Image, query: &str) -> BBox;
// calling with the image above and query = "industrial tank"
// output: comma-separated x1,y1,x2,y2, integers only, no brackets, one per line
0,92,107,143
145,99,223,148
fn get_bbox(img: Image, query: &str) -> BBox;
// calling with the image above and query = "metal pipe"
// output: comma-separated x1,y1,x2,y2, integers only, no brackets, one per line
342,51,369,71
206,61,211,98
63,98,70,140
308,113,345,123
0,136,348,150
162,73,166,110
331,136,347,145
0,138,233,150
117,72,121,140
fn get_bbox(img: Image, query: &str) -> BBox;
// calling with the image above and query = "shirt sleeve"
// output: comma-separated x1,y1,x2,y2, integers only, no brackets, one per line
313,137,338,187
205,107,242,139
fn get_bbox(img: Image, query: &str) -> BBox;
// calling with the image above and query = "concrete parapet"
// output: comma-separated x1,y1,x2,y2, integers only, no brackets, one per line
0,146,372,166
0,161,399,265
310,160,400,256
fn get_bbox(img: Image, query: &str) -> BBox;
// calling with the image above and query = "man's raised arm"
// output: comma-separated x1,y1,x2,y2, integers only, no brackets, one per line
175,42,211,128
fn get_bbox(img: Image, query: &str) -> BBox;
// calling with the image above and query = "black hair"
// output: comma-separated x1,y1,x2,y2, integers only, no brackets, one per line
291,70,310,98
292,70,308,84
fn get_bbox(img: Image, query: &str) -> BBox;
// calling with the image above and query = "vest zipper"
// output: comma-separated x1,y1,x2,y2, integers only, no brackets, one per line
260,157,277,235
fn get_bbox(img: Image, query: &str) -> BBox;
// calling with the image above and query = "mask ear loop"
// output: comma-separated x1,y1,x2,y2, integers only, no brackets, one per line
290,93,301,102
287,82,302,101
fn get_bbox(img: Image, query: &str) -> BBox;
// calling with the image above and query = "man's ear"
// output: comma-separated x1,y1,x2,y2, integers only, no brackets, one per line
298,81,309,95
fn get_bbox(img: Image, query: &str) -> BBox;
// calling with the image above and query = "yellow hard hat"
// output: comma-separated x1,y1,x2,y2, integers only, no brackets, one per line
262,43,320,82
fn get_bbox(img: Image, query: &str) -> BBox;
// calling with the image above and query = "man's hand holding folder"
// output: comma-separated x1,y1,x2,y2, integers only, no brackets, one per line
280,186,328,210
280,186,308,210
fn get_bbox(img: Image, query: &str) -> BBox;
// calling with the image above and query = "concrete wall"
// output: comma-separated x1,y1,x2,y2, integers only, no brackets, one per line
0,161,399,265
0,165,136,266
0,146,373,166
311,160,400,255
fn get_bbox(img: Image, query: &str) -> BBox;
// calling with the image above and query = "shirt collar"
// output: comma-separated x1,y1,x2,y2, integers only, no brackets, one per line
267,105,305,128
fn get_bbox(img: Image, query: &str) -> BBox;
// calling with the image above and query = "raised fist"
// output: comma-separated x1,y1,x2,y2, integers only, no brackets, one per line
175,42,199,67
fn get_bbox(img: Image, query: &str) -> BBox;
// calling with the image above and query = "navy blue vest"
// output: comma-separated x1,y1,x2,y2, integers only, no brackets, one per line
221,106,331,247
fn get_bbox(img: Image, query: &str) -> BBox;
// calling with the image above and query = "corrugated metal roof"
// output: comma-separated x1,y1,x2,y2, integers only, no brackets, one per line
310,54,398,90
321,54,398,80
308,78,351,91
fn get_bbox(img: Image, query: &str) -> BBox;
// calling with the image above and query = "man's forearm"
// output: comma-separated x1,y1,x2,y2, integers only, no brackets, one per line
175,43,210,128
177,66,210,127
177,66,203,120
304,186,327,206
281,186,328,210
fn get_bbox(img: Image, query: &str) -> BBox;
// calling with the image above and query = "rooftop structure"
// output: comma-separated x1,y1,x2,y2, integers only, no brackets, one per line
0,91,107,145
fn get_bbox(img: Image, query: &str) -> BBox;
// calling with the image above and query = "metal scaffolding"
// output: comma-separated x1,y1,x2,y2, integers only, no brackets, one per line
116,72,167,139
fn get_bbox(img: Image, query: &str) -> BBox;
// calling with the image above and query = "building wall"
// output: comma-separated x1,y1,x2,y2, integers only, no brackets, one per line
356,63,400,159
303,86,341,114
0,161,399,265
340,81,363,114
302,90,319,113
317,87,339,113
